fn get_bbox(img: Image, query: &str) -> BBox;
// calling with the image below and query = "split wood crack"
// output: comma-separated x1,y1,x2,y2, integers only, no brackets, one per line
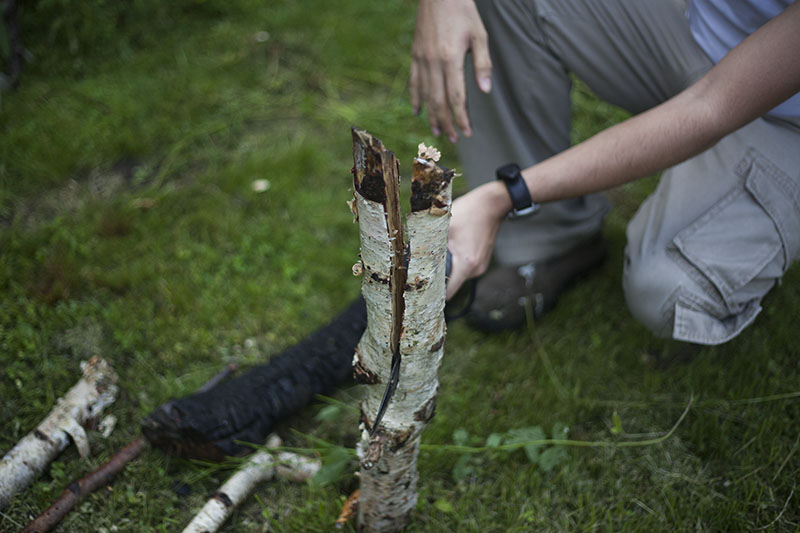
350,128,454,532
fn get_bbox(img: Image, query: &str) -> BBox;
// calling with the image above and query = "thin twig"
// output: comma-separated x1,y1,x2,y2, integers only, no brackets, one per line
772,433,800,483
21,438,148,533
525,300,568,399
754,483,795,531
196,363,239,394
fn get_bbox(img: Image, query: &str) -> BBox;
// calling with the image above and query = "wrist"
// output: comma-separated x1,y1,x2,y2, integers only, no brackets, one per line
496,163,540,218
477,180,514,221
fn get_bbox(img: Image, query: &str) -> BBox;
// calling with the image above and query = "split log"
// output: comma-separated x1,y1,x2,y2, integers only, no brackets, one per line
0,357,118,510
142,297,367,461
181,434,320,533
351,130,453,532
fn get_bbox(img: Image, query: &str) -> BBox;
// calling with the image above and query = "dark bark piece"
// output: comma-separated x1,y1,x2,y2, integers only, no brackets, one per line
142,297,367,461
352,128,390,205
410,158,454,213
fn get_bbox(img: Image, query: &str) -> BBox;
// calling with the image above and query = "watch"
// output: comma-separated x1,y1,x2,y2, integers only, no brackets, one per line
496,163,540,218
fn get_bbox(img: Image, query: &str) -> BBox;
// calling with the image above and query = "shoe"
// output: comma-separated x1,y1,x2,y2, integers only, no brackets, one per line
466,233,607,332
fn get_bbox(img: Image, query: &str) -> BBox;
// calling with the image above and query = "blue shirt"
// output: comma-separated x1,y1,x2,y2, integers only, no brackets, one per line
687,0,799,119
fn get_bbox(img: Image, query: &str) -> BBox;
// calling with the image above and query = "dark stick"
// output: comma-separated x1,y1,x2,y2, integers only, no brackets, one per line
21,364,239,533
21,438,147,533
196,363,239,394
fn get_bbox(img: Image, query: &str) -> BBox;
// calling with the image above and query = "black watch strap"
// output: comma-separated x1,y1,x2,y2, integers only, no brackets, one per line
496,163,539,218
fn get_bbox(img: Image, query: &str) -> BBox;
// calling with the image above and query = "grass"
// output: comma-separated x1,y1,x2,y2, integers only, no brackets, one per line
2,0,799,530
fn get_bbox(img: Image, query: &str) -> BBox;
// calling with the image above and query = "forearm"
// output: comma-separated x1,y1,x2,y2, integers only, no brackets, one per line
521,90,719,203
521,1,800,204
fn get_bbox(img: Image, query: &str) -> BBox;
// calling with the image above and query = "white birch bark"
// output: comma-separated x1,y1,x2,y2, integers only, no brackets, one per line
351,130,453,532
182,435,320,533
0,357,118,510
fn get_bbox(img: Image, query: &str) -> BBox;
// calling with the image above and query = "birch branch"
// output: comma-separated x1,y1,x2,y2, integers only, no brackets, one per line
181,434,321,533
0,357,118,510
350,130,453,532
21,363,239,533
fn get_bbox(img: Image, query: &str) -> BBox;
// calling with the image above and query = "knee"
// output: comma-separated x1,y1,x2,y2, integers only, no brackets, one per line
622,249,681,338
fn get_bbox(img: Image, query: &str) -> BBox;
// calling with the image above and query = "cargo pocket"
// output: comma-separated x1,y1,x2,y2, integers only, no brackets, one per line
671,150,800,344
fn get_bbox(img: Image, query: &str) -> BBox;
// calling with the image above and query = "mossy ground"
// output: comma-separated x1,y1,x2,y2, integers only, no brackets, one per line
1,1,799,531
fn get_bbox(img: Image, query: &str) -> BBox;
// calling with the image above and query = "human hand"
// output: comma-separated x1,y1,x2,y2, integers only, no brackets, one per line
445,181,510,299
410,0,492,143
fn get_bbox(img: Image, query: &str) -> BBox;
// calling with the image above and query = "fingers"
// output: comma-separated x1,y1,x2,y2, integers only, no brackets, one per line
471,30,493,94
446,266,466,300
409,0,491,142
425,63,450,139
445,250,486,300
445,59,471,138
410,61,420,115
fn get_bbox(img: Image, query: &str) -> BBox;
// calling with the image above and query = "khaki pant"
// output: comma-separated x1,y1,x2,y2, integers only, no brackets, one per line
458,0,800,344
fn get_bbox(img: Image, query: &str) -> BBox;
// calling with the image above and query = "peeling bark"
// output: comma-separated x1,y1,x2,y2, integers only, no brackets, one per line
336,489,360,529
181,435,320,533
22,364,239,533
351,129,453,532
0,357,118,510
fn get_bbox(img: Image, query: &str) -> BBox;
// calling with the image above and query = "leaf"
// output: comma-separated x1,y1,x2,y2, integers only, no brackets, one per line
552,422,569,440
453,428,469,446
486,433,503,448
314,404,342,422
505,426,546,464
452,453,474,483
538,446,567,472
433,498,455,513
611,410,623,435
311,446,352,486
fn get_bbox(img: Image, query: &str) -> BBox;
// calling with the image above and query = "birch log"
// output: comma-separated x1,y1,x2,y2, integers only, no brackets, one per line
181,434,320,533
0,356,118,510
351,129,453,532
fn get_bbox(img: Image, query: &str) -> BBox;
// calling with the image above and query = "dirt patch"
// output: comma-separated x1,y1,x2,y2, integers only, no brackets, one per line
0,158,169,230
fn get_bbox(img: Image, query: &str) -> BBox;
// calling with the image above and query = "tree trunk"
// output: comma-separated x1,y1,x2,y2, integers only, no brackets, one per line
351,129,453,531
0,357,118,510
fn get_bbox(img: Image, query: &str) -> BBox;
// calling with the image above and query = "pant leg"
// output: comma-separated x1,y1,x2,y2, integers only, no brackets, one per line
458,0,712,265
624,117,800,344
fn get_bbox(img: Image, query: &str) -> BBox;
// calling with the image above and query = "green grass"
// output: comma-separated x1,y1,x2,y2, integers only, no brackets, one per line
2,1,799,531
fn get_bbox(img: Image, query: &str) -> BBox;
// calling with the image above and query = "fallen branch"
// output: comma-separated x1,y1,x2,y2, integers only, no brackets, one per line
20,364,238,533
181,435,321,533
0,357,118,510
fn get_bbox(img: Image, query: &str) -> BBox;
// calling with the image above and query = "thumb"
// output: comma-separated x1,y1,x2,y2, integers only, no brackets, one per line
445,258,468,300
471,32,492,93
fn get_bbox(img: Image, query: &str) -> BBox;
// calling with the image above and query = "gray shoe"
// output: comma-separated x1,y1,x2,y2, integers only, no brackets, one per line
466,233,607,332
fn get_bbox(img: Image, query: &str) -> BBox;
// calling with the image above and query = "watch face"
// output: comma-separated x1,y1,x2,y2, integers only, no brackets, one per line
496,163,522,182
